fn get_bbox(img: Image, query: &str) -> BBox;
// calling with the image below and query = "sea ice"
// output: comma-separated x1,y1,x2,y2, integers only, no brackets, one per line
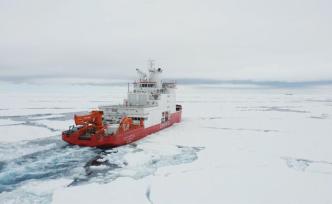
0,82,332,204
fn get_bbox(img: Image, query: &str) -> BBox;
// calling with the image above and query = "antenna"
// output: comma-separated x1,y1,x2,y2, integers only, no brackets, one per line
148,59,155,70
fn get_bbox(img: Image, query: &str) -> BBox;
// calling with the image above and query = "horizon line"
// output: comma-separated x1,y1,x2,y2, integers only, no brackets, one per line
1,76,332,88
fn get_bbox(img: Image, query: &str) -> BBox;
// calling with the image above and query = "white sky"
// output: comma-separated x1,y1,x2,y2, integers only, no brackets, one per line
1,0,331,81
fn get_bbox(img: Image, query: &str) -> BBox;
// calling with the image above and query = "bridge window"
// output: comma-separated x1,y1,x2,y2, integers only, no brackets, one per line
140,83,154,88
132,117,144,121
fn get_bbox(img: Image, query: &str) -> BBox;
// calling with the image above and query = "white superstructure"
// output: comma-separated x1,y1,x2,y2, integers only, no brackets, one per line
99,64,177,130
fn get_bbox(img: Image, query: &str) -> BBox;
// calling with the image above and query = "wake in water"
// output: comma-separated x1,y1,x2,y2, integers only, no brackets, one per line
0,136,202,203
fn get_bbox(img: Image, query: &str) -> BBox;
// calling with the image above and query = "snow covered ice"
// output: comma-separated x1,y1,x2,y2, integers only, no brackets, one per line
0,81,332,204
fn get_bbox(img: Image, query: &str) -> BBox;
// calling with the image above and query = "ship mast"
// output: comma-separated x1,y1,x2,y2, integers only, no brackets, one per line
148,59,155,70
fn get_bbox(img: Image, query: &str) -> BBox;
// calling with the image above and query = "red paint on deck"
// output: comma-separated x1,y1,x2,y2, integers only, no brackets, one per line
62,111,182,148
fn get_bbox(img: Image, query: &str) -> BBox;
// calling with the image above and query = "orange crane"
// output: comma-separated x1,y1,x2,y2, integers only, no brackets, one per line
74,111,104,131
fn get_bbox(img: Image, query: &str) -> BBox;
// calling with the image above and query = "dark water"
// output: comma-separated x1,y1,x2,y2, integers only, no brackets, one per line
0,135,202,203
0,137,100,193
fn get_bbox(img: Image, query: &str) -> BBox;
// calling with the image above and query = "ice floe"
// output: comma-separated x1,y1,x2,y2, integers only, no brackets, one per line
0,83,332,204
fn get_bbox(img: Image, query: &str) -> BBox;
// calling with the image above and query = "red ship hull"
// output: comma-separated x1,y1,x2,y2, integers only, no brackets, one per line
62,111,182,148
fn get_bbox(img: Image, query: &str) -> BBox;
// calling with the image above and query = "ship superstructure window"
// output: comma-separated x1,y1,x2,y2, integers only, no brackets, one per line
140,83,155,88
161,111,169,123
132,117,144,121
131,117,144,125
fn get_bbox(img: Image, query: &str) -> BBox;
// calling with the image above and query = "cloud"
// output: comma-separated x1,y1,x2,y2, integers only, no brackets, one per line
0,0,331,81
